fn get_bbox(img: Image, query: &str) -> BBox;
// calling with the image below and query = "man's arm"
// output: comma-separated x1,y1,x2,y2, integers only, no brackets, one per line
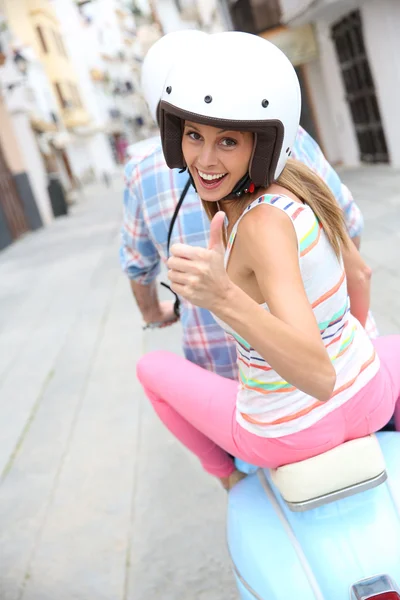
120,161,177,327
292,127,364,246
338,182,363,248
341,232,371,327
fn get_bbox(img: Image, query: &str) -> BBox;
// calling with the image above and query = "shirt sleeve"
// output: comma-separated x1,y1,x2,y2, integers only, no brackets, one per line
292,127,364,238
338,183,364,239
119,161,161,285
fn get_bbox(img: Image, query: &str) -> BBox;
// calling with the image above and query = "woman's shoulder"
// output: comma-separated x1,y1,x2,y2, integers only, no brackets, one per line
234,195,301,268
236,193,298,242
243,184,302,213
242,185,306,222
260,183,302,205
236,185,315,249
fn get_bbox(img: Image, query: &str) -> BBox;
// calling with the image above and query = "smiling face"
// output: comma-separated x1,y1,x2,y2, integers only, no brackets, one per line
181,121,254,202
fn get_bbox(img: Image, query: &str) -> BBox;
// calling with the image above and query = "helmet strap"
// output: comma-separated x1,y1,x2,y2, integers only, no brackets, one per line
224,173,256,200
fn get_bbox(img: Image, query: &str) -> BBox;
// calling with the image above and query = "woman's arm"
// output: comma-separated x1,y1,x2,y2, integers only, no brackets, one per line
213,205,336,401
340,233,371,328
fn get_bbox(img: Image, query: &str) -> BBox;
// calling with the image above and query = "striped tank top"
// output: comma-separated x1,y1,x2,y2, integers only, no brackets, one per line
214,194,380,438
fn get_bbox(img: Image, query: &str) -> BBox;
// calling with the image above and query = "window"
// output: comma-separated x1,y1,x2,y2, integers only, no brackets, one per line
54,82,68,108
331,10,389,163
69,83,82,108
55,82,83,110
36,25,48,53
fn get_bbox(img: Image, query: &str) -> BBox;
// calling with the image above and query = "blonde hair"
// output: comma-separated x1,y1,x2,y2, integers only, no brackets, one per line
202,158,349,259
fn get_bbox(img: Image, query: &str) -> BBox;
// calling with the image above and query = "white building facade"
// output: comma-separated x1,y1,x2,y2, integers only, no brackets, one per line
76,0,153,155
50,0,118,180
151,0,229,34
0,19,55,225
278,0,400,168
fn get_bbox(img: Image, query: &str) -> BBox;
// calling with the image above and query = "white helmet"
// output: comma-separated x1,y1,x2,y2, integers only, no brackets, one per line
159,31,301,190
141,29,208,123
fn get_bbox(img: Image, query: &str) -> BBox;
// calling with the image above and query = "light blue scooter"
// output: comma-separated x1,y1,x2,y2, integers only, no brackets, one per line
229,429,400,600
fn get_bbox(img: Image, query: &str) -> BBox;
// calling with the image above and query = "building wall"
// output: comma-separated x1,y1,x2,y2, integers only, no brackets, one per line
2,0,38,55
79,0,145,143
313,19,360,166
0,6,54,228
155,0,195,33
0,99,25,174
87,133,115,180
280,0,315,22
52,0,104,123
26,57,60,125
4,0,90,128
0,98,45,230
66,139,93,184
11,113,53,224
302,58,341,162
285,0,400,167
51,0,116,177
361,0,400,167
195,0,224,31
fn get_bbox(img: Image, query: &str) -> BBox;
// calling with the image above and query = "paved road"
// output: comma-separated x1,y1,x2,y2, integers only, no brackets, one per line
0,165,399,599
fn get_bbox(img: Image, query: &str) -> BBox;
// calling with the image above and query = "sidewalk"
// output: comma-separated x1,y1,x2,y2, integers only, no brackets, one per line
0,166,399,600
336,165,400,333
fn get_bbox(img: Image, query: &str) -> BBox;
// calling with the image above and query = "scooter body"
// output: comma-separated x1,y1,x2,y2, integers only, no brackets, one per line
228,431,400,599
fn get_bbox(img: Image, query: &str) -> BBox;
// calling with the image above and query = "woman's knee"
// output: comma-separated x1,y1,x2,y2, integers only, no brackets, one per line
136,350,181,388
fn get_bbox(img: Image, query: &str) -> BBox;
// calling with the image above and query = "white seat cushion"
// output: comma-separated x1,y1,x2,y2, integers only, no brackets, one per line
270,435,386,504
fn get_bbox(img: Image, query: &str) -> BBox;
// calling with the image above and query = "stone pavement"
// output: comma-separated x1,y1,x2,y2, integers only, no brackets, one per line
0,166,399,600
336,166,400,333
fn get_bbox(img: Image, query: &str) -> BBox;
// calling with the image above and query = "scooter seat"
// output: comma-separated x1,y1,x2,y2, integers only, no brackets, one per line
270,434,387,511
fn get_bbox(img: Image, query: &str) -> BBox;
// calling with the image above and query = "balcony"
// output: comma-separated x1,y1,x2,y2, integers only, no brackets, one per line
90,68,107,82
62,106,90,129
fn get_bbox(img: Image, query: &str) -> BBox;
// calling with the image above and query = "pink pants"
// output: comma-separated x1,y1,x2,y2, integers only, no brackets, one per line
136,336,400,478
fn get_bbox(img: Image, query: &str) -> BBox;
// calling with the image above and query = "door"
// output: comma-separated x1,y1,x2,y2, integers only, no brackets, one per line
0,140,28,248
331,10,389,163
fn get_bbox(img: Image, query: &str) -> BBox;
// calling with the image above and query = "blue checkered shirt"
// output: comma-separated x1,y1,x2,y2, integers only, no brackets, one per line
120,127,366,380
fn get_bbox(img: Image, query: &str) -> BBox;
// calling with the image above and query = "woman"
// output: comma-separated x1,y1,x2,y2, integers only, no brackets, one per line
137,32,400,490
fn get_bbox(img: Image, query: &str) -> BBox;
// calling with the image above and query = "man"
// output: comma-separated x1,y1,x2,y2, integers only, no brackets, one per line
120,30,377,383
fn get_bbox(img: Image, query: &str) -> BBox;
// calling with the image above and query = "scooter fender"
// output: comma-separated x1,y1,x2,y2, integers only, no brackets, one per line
227,432,400,600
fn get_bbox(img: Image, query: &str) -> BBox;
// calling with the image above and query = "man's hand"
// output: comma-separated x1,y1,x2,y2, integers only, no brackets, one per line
167,211,232,311
143,301,178,328
130,281,178,329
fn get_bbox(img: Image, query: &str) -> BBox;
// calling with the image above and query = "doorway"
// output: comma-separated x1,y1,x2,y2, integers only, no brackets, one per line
331,10,388,163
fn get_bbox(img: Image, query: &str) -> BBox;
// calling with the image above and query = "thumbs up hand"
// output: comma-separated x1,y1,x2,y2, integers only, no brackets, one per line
208,210,226,253
167,212,232,311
